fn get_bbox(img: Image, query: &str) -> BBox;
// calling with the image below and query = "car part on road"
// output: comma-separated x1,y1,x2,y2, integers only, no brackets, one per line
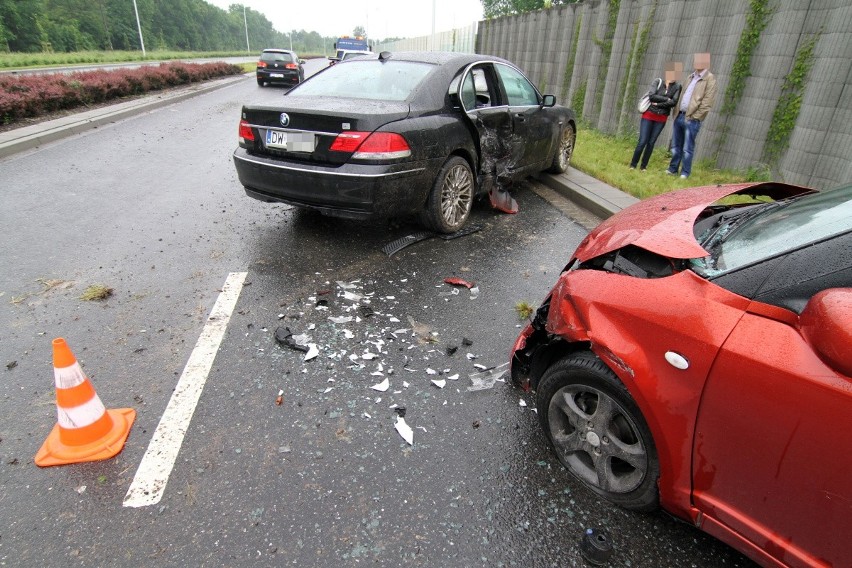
580,528,614,566
381,224,482,256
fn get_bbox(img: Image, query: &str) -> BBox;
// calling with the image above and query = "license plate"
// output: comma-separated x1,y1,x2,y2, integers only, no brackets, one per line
265,129,315,152
270,73,284,78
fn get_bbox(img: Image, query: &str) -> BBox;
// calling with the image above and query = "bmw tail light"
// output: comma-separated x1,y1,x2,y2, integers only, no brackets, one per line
354,133,412,159
330,132,411,159
329,132,368,153
239,120,255,142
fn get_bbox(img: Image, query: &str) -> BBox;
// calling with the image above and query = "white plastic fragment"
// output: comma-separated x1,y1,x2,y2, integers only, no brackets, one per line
473,363,489,371
403,381,410,388
389,317,401,323
75,485,87,494
308,323,316,330
343,291,363,302
469,286,480,299
364,412,372,419
426,368,437,375
431,379,446,389
323,387,334,393
371,378,390,392
519,399,528,407
343,329,355,339
336,281,358,290
416,426,428,433
394,416,414,445
304,344,319,361
362,353,378,360
329,316,353,324
467,362,509,392
447,374,460,381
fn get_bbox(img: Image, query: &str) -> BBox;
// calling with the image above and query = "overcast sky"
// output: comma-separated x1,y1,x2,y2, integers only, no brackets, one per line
204,0,485,41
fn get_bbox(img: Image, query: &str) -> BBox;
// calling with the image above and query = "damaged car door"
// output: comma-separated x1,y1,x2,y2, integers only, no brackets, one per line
456,63,514,195
494,63,558,174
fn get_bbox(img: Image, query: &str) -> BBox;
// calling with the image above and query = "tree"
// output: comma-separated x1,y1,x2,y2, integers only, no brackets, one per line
481,0,581,18
353,25,366,38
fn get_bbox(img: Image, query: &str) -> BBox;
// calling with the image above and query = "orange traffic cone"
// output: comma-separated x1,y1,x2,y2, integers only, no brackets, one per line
34,338,135,467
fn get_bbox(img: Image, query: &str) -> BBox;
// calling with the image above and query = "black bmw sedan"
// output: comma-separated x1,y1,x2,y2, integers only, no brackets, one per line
233,51,576,233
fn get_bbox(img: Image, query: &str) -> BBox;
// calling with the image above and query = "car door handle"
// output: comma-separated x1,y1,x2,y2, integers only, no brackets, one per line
514,113,526,121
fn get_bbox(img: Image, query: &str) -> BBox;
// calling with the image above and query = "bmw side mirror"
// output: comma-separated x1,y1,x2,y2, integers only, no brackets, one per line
541,94,556,108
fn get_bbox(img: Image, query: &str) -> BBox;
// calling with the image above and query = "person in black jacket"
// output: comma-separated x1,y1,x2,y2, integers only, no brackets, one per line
630,65,682,170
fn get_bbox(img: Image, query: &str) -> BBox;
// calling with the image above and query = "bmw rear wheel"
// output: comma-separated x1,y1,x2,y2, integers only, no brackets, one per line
422,156,474,234
547,125,575,174
536,351,659,511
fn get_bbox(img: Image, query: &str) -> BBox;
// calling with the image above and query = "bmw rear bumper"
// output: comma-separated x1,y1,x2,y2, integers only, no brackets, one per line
233,148,436,220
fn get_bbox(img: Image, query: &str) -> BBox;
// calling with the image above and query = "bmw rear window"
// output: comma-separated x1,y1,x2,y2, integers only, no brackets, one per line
290,61,434,101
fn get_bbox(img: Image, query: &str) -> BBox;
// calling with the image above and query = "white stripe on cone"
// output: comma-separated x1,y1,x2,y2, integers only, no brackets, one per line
54,362,88,389
57,396,107,429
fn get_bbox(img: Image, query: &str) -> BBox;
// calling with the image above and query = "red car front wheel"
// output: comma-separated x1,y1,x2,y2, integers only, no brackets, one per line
536,351,660,512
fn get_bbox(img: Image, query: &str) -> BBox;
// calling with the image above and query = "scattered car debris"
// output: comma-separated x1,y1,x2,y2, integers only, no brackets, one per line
394,416,414,445
444,277,475,289
274,327,310,353
431,379,446,389
382,225,483,256
304,344,319,361
75,485,87,495
371,378,390,392
519,399,527,407
580,528,614,566
468,363,508,391
275,390,283,405
5,361,16,370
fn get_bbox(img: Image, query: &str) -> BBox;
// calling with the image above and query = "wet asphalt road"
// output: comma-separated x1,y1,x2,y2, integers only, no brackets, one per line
0,74,755,567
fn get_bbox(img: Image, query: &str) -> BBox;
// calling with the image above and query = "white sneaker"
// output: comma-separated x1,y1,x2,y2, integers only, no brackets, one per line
680,174,688,179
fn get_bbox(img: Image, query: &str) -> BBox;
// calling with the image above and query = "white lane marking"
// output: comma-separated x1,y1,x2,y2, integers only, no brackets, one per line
123,272,247,508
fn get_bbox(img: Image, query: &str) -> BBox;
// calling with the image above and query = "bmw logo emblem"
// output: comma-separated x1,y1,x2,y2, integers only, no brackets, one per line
279,113,290,127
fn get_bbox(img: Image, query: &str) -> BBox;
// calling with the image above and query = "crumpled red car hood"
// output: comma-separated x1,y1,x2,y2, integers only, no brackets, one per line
574,182,815,262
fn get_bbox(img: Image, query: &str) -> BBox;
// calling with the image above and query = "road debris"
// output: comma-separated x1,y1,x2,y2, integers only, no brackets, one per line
468,363,508,391
275,390,283,405
431,379,446,389
304,344,319,361
580,528,614,565
371,378,390,392
394,416,414,445
274,327,310,353
444,277,475,289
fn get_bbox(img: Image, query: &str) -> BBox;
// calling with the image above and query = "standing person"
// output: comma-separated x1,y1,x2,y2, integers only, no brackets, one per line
666,53,717,179
630,64,682,171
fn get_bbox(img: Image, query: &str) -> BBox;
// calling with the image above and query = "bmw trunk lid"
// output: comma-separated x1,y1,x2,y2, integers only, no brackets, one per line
241,97,410,165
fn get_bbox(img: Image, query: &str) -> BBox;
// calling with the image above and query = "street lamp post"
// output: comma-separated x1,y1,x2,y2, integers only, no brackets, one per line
243,5,250,52
132,0,145,56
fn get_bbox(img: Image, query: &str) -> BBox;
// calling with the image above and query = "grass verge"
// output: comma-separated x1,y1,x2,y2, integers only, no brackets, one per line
572,125,771,199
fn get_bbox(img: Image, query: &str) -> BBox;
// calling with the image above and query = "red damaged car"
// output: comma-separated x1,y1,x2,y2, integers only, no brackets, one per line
510,182,851,568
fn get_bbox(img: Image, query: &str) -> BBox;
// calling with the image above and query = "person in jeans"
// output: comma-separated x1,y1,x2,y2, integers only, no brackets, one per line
630,64,682,170
667,53,717,179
